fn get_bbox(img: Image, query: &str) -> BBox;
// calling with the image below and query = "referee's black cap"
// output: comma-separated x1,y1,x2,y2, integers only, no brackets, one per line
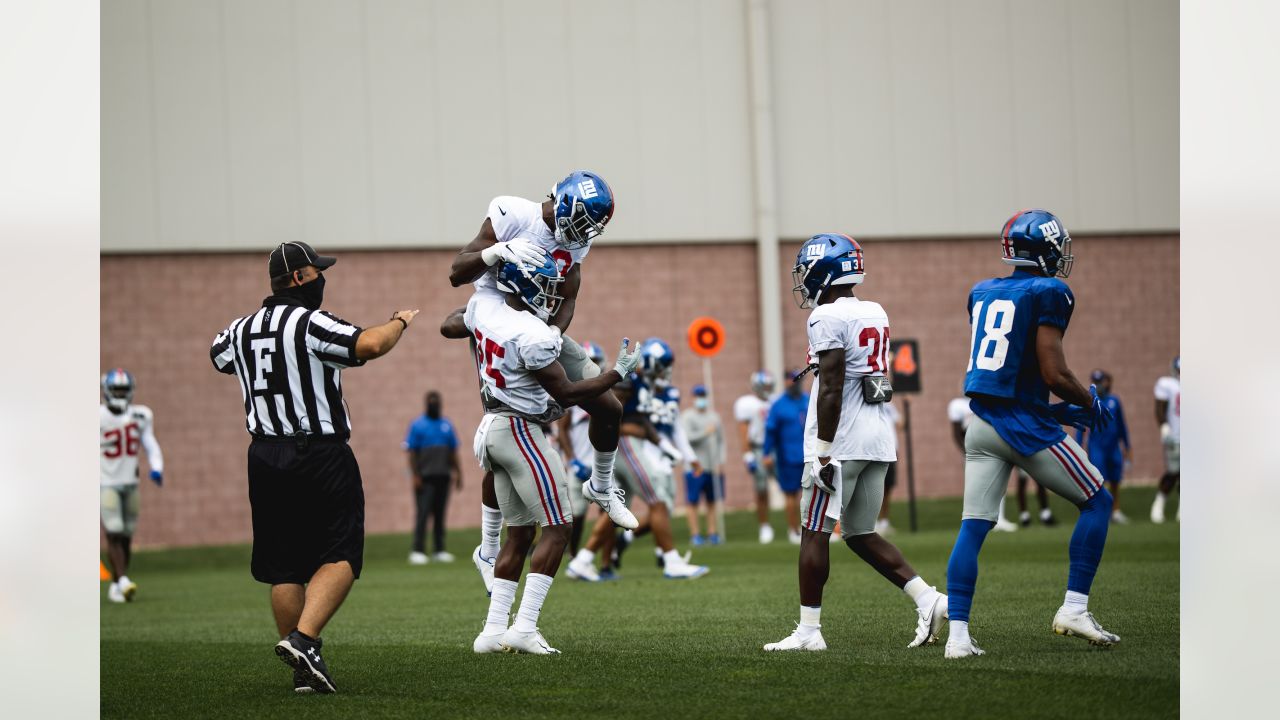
269,242,337,278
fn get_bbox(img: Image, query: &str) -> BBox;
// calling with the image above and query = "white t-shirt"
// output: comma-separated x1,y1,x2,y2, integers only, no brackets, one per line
100,404,163,488
802,297,897,462
733,394,771,447
947,397,974,428
472,195,591,300
567,406,593,463
464,292,563,416
1154,375,1180,441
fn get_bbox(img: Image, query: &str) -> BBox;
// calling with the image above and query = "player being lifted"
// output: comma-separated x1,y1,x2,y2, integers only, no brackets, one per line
99,369,164,603
764,235,947,652
444,171,637,596
555,341,609,554
464,255,640,654
944,210,1118,659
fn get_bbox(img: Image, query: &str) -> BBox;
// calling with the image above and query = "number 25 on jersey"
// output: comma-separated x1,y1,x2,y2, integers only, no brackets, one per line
967,299,1016,372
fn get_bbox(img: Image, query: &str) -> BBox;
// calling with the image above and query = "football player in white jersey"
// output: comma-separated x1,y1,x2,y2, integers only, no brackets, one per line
444,171,635,596
764,235,946,652
99,369,164,603
735,371,777,543
1150,356,1180,523
555,341,609,555
463,255,639,654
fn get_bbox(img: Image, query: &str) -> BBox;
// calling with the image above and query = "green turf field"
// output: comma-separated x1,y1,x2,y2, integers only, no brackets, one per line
101,487,1179,719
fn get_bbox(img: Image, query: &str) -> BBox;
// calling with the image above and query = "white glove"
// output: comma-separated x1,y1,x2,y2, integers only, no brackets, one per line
613,338,640,376
1159,422,1172,443
481,238,546,268
810,458,841,495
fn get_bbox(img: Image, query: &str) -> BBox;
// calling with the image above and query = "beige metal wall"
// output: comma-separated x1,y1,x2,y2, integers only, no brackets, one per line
102,0,1176,252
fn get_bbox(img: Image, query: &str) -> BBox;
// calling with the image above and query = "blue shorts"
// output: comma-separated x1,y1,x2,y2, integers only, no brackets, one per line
776,462,804,494
684,472,721,505
1092,452,1124,483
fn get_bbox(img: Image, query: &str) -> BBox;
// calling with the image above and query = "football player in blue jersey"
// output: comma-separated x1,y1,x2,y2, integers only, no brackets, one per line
1075,370,1133,524
944,209,1119,659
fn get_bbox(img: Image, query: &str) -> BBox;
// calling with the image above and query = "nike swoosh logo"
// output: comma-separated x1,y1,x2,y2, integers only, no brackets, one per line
1065,294,1073,305
809,320,819,327
498,206,507,216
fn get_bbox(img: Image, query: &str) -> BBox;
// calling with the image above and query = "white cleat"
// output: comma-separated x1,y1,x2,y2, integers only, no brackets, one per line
1110,510,1130,525
764,625,827,652
472,545,495,597
944,636,986,659
908,591,949,648
759,524,775,544
432,551,456,563
500,627,560,655
993,518,1019,532
117,576,138,602
566,555,601,582
582,481,638,530
473,630,507,654
1150,496,1166,524
787,530,802,545
408,551,429,565
663,558,709,580
107,582,126,604
1052,608,1121,647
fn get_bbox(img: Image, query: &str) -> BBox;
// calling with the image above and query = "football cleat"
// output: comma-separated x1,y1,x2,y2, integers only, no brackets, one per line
663,557,709,580
500,627,560,655
566,554,601,582
1019,511,1032,528
275,631,336,694
597,566,620,581
764,625,827,652
582,481,638,529
759,524,775,544
107,582,126,604
944,636,986,659
1052,609,1121,646
994,518,1019,532
909,591,949,648
1110,510,1130,525
787,530,802,545
432,551,456,563
1150,495,1166,524
408,551,429,566
117,576,138,602
473,630,507,654
472,545,495,597
1040,508,1058,526
293,668,314,694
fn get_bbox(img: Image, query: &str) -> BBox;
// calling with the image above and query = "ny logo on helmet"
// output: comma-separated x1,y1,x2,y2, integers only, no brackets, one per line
805,243,825,260
578,179,598,199
1038,220,1061,242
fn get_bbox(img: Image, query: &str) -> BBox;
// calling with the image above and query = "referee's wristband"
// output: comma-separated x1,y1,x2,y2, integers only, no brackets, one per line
391,315,408,330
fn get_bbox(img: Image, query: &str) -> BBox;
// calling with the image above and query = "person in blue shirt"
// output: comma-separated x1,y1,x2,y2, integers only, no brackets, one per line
944,209,1119,659
403,391,461,565
763,367,809,544
1076,370,1132,524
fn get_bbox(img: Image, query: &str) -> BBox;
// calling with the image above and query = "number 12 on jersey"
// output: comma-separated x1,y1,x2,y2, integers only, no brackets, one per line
967,299,1016,372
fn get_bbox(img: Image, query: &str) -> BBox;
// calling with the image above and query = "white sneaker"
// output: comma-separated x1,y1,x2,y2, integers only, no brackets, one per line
566,555,601,582
500,627,560,655
787,530,802,545
472,545,495,597
994,518,1019,532
117,576,137,602
432,551,456,563
1052,608,1121,646
908,591,948,648
875,518,894,535
1150,495,1166,524
759,524,775,544
583,481,638,530
944,635,986,659
107,582,126,604
1110,510,1130,525
663,557,709,579
409,551,429,565
473,629,507,654
763,625,827,651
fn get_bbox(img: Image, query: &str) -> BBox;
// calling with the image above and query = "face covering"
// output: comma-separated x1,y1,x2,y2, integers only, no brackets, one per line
694,398,709,410
279,273,325,310
426,402,441,419
787,385,802,398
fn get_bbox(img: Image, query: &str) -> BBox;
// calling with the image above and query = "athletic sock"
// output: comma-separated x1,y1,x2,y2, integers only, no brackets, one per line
800,605,821,630
903,576,937,612
1068,489,1113,595
573,548,594,565
1063,590,1089,613
950,620,971,644
481,504,503,559
513,573,554,633
945,519,995,623
590,449,617,491
485,579,518,634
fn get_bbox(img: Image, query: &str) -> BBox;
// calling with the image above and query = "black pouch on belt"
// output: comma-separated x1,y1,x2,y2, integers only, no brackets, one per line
861,375,893,404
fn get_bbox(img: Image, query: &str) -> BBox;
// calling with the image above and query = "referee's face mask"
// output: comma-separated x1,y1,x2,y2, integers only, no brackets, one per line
281,269,325,310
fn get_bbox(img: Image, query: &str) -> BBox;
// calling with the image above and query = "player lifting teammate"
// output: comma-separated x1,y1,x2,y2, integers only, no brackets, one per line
764,235,947,652
944,210,1119,659
464,255,640,654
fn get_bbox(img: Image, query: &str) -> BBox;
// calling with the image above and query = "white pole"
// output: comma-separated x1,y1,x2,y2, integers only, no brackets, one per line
746,0,784,383
704,356,727,543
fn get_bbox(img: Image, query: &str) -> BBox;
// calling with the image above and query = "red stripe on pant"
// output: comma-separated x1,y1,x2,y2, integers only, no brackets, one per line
1047,444,1091,496
1059,441,1101,492
524,419,567,522
620,439,658,504
510,418,556,524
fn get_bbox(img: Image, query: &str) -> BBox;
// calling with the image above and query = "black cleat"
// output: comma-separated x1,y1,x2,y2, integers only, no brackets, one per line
1041,511,1058,527
275,630,336,694
293,668,314,694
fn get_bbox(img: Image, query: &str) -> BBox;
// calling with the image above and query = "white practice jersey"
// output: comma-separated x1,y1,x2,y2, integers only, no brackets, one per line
567,406,593,463
734,394,770,447
472,196,591,299
100,404,164,488
802,296,897,462
464,292,563,417
947,397,975,428
1154,375,1181,441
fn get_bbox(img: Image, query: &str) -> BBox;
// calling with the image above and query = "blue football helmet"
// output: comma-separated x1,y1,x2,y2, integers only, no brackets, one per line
550,171,615,250
750,370,775,396
495,252,565,318
580,341,607,368
1000,209,1073,278
640,337,675,380
792,233,865,308
102,368,135,412
1172,355,1180,377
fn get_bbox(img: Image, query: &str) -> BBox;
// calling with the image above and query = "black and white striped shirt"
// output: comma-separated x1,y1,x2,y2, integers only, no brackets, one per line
210,299,365,437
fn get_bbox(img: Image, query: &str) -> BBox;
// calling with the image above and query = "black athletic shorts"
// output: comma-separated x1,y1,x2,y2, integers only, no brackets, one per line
247,436,365,585
884,461,897,489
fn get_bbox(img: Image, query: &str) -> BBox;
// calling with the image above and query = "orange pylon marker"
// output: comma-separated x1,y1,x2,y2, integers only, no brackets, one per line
100,561,111,581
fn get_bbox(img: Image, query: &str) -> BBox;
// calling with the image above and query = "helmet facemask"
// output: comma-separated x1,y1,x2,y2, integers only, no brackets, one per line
554,197,605,250
103,380,133,412
792,262,823,309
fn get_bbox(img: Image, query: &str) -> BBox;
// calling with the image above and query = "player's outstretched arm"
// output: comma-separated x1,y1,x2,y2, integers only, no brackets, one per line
532,339,639,407
814,348,846,456
450,220,500,287
1033,325,1091,406
355,310,419,360
440,306,469,339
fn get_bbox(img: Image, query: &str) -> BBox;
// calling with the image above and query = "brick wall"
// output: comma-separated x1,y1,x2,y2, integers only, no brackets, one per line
101,234,1177,547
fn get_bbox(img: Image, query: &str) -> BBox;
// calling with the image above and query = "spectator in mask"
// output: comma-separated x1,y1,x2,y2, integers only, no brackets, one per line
403,391,461,564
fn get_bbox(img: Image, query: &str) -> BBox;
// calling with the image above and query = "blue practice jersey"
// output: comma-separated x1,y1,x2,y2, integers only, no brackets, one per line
649,385,681,438
620,372,649,422
964,269,1075,456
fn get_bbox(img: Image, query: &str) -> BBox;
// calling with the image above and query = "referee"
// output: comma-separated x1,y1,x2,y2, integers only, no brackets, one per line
210,241,417,695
